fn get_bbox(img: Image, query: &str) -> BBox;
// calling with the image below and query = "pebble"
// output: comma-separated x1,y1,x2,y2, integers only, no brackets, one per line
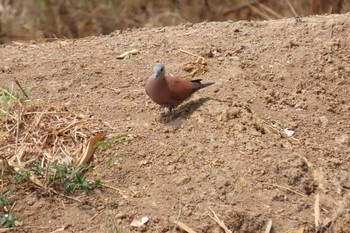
335,134,349,145
318,116,329,128
173,175,191,185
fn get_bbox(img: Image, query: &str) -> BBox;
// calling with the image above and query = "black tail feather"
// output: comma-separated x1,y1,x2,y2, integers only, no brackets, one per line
192,80,214,91
200,82,214,89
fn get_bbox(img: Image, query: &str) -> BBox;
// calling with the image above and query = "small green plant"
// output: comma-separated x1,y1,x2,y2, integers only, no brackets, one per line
48,161,100,194
95,134,128,167
12,169,31,184
0,83,34,116
106,151,123,167
30,161,45,176
9,161,100,194
0,191,21,229
95,133,128,150
0,211,21,228
0,190,11,207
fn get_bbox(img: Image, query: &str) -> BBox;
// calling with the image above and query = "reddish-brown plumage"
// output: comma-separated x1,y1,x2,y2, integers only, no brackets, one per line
145,64,214,112
146,74,195,107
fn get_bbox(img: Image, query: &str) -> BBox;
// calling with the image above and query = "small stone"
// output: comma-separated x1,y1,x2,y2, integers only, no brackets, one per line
335,134,349,145
174,175,191,185
216,176,230,188
129,185,138,192
137,150,146,157
3,66,10,72
115,212,127,219
26,197,36,206
318,116,329,128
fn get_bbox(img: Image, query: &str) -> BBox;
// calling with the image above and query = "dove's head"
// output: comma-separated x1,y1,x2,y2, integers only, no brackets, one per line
153,63,165,80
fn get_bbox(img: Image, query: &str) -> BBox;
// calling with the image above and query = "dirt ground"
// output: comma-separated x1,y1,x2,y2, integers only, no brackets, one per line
1,13,350,233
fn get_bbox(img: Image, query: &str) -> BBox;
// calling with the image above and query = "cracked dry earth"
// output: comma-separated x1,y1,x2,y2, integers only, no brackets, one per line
1,13,350,233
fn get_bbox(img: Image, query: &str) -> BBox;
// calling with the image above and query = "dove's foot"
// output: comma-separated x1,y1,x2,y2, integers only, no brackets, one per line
159,108,175,122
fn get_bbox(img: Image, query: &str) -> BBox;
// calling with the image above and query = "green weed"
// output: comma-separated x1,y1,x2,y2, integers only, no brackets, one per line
0,191,21,229
106,151,123,167
0,83,34,117
0,190,11,207
95,134,128,166
48,161,100,194
0,211,21,228
9,161,100,194
95,133,128,150
12,169,31,184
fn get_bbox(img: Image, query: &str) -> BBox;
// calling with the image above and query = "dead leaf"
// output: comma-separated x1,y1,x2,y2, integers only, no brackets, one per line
76,132,104,166
117,49,139,59
30,174,44,187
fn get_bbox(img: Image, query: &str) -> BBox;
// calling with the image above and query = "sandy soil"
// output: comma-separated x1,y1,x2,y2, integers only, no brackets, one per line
1,13,350,233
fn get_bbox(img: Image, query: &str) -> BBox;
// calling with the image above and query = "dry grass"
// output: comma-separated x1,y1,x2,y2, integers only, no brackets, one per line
0,82,106,193
0,0,348,43
1,101,104,167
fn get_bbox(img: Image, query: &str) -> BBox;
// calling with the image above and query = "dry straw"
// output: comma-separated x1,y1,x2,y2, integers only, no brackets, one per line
1,87,106,190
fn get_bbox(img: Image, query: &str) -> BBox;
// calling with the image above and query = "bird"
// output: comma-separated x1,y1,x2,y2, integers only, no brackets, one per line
145,63,214,117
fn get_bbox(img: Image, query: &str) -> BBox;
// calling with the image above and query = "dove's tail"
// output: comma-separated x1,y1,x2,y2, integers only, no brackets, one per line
192,79,214,91
200,82,214,89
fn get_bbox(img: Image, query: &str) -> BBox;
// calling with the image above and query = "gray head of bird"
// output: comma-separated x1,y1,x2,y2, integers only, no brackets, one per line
153,63,166,80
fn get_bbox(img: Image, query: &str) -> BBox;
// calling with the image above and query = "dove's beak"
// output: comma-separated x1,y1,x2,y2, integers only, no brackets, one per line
153,73,158,80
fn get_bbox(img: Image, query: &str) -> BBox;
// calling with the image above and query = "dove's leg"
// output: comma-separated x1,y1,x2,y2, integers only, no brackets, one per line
160,104,175,119
166,107,174,118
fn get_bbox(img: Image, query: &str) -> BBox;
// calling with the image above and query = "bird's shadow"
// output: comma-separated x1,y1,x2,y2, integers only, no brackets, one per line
159,97,211,127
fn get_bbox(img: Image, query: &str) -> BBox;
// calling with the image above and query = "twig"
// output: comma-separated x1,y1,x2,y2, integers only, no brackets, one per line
179,49,205,60
1,157,14,175
257,3,283,19
1,225,51,231
50,188,82,203
44,160,51,192
14,78,28,98
265,183,328,213
173,198,183,233
89,207,106,222
34,109,48,127
101,183,124,195
24,111,68,115
208,207,232,233
57,120,85,134
174,221,197,233
249,4,272,20
315,194,320,228
0,126,16,142
49,224,72,233
265,219,273,233
286,0,298,16
15,110,20,163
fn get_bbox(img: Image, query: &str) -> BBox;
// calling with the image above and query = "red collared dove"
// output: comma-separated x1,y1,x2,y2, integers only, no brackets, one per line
145,63,214,116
